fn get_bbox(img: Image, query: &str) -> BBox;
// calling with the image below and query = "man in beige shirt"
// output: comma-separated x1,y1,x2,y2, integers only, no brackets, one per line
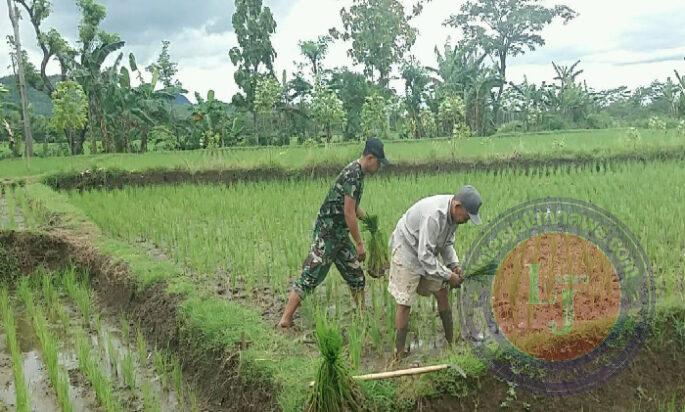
388,186,482,358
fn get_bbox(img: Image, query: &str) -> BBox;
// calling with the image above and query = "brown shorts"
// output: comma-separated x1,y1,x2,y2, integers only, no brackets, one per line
387,244,447,307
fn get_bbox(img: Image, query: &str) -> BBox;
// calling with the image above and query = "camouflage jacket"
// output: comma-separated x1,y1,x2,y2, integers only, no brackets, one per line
316,160,365,230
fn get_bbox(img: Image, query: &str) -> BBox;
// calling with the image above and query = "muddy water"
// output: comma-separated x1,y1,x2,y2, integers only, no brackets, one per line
95,323,182,411
0,301,184,412
0,308,96,412
0,190,27,232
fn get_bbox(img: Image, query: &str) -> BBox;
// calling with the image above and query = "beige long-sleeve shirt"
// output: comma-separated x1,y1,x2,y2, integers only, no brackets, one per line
390,195,459,281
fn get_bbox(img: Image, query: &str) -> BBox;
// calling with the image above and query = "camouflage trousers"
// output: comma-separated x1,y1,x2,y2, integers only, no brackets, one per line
292,219,365,298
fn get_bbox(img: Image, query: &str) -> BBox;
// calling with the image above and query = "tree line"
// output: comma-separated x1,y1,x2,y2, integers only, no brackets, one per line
2,0,684,158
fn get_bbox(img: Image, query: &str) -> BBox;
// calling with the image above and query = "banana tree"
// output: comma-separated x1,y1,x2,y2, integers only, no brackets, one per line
427,42,501,135
552,60,584,91
62,0,125,153
106,53,179,152
507,76,550,129
401,57,431,138
191,90,233,148
0,84,20,156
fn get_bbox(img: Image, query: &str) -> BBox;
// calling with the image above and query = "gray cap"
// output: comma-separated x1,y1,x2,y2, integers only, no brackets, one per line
455,185,482,225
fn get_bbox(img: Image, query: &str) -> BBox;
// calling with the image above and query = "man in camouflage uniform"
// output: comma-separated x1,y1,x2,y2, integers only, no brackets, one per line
278,138,389,328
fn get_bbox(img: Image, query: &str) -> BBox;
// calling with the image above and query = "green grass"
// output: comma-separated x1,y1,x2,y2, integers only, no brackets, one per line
60,157,685,392
17,146,685,409
68,159,685,304
0,128,683,180
21,183,319,409
0,287,30,412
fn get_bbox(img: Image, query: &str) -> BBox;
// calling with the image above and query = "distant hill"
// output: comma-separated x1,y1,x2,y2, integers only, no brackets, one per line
0,74,56,116
0,74,193,116
175,94,191,105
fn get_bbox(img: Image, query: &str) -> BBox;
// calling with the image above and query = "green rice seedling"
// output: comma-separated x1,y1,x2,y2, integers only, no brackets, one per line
120,317,130,343
189,390,201,412
94,313,103,336
346,318,363,371
0,288,30,412
361,214,389,278
106,333,119,378
19,282,74,412
74,329,122,412
307,315,364,412
367,311,383,354
135,325,148,365
121,349,136,389
6,189,16,230
171,358,185,405
40,271,59,319
153,348,169,389
63,269,92,325
140,378,161,412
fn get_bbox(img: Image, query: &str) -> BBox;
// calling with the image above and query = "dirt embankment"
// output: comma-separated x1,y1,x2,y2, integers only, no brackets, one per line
43,149,685,191
420,331,685,412
0,230,278,412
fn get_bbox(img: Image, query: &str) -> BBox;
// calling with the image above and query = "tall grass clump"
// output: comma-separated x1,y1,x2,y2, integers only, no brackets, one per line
307,316,365,412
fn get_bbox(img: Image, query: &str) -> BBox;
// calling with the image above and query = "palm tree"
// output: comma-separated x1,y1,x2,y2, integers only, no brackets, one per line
552,60,584,90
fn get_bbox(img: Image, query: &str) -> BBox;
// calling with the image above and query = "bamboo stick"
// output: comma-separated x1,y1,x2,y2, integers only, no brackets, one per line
308,364,453,387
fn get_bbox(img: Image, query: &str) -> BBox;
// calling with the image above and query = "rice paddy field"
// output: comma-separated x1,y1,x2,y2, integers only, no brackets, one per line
65,159,685,360
1,128,685,411
1,128,683,179
0,268,199,412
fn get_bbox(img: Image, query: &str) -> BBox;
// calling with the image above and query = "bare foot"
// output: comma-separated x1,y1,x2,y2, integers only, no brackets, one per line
276,320,293,329
388,349,410,368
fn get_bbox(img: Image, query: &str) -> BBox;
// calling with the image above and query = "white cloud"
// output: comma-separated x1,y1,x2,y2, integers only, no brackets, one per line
2,0,685,102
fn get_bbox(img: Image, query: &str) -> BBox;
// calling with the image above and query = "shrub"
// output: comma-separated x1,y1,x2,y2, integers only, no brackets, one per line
585,113,614,129
498,121,526,134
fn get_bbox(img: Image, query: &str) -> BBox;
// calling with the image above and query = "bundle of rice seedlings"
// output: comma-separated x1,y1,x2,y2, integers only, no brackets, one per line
361,214,389,278
307,317,365,412
463,261,499,287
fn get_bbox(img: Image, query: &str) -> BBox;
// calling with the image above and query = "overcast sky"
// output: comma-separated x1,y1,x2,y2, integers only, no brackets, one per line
1,0,684,102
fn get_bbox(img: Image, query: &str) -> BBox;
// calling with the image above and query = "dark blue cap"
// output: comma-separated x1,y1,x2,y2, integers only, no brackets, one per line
363,138,389,165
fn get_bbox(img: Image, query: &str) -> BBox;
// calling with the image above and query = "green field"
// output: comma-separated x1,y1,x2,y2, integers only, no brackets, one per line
63,158,685,373
67,158,685,298
2,130,685,410
1,128,683,179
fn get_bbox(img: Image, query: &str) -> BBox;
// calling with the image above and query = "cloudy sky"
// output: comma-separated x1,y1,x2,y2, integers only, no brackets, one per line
1,0,684,102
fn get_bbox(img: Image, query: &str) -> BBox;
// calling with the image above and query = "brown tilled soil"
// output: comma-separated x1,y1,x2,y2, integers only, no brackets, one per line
419,332,685,411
